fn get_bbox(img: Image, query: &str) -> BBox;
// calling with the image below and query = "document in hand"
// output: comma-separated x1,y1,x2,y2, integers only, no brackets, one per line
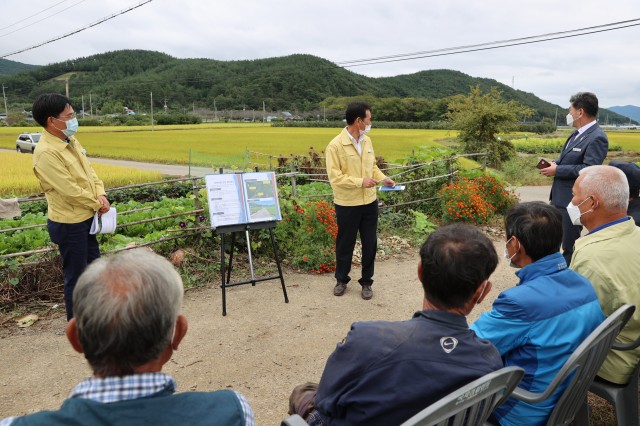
90,207,117,234
379,185,405,191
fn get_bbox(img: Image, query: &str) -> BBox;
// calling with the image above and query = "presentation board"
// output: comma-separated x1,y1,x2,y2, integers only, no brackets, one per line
205,172,282,228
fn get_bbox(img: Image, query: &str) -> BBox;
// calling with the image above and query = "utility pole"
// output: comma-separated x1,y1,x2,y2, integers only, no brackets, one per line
65,79,69,98
89,93,93,116
2,84,8,118
81,95,85,117
214,98,218,121
263,100,266,123
150,92,154,131
554,108,558,127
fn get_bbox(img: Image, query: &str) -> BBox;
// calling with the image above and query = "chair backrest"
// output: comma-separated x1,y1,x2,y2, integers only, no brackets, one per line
544,303,636,425
399,366,525,426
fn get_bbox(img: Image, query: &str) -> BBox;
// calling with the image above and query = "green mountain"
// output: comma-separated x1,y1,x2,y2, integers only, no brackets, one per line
0,58,40,76
0,50,630,124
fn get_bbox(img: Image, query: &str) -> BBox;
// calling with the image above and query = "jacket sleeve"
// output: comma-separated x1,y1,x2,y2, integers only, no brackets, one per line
470,295,531,356
555,132,608,179
326,143,363,189
34,151,102,211
315,325,370,420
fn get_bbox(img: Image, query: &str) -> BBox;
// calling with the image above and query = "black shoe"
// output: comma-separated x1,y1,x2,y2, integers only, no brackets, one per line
361,285,373,300
333,281,347,296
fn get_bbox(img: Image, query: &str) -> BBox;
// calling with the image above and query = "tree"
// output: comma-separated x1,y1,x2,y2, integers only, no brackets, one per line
447,86,533,166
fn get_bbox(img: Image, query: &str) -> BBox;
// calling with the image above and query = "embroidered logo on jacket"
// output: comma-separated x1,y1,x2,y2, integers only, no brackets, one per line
440,337,459,353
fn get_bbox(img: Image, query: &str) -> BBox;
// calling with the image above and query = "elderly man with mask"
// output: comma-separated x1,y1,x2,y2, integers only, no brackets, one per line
0,250,254,426
570,165,640,386
471,202,604,426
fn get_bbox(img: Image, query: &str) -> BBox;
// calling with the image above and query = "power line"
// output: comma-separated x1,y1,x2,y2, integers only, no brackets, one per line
0,0,154,58
0,0,89,39
0,0,72,32
337,18,640,67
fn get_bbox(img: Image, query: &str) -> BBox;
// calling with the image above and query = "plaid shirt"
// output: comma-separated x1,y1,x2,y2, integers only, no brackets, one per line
1,372,254,426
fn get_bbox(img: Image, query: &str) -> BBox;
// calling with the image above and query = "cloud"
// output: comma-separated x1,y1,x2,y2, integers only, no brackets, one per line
1,0,639,106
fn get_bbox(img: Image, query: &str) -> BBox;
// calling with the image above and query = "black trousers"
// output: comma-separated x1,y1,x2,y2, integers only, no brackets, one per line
554,205,582,266
48,217,101,320
334,200,378,286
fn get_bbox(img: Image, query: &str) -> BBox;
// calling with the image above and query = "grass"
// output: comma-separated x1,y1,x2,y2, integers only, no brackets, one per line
0,151,162,197
0,124,454,167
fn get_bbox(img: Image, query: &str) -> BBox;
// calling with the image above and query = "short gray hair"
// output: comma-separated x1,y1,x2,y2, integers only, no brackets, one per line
578,165,629,211
73,249,184,376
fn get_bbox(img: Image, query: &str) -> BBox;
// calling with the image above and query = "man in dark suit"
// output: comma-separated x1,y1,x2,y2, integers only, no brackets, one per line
540,92,608,264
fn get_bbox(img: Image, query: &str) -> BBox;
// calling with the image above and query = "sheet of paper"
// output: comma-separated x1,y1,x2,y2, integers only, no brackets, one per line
205,174,247,228
90,207,117,234
241,172,282,223
379,185,405,191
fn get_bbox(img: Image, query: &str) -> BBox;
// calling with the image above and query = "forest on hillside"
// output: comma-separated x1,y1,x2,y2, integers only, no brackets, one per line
0,50,633,124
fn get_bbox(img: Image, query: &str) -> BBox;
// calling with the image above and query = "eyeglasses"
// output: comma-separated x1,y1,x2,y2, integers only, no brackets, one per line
57,112,77,120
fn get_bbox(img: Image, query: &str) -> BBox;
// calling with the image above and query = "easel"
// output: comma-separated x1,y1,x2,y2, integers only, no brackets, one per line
216,221,288,316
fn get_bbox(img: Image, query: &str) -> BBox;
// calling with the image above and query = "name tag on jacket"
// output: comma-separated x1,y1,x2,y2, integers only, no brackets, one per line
572,147,582,152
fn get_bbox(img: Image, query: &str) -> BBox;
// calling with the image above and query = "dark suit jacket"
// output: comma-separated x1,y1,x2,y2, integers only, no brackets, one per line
550,123,608,208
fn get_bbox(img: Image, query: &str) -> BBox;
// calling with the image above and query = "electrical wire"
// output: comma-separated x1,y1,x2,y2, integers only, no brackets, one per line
0,0,89,39
0,0,72,31
337,18,640,67
0,0,153,58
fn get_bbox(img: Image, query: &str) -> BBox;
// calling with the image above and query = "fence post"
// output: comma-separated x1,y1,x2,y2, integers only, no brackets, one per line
269,155,273,171
192,177,201,220
447,156,453,184
188,148,192,177
482,153,487,171
290,162,297,197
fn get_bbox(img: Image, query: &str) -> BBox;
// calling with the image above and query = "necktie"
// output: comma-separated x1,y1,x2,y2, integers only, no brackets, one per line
565,130,579,151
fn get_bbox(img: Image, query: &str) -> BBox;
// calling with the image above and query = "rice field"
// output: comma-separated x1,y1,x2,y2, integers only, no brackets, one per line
0,124,455,167
0,152,162,197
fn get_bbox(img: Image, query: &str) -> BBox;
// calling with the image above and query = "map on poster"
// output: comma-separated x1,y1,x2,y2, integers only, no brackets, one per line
205,172,282,228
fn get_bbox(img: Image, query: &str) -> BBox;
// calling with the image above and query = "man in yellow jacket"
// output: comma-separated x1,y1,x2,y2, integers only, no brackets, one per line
326,102,394,300
31,93,110,320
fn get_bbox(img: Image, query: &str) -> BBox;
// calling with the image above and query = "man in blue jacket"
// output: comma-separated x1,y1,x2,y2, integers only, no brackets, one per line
289,224,503,425
0,250,254,426
539,92,608,264
471,202,605,426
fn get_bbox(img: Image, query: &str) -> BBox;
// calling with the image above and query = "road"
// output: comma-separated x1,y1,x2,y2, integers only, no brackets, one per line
7,148,552,200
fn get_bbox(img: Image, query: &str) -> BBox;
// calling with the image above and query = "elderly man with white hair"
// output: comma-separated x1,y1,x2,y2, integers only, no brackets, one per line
569,165,640,385
0,250,254,426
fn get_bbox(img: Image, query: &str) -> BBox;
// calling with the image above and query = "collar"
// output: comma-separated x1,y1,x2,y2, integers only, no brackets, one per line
576,217,637,252
588,216,630,235
69,372,177,403
577,120,597,135
413,309,469,329
344,126,365,144
515,252,567,283
42,129,74,152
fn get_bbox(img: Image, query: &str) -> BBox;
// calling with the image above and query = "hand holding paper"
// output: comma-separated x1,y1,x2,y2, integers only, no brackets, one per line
90,207,117,234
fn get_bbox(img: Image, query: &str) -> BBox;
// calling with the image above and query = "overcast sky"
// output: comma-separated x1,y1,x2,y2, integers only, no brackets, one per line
1,0,639,108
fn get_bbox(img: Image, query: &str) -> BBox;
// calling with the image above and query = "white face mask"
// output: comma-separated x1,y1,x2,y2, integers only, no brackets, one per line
503,236,520,268
566,113,574,127
359,124,371,137
567,196,593,226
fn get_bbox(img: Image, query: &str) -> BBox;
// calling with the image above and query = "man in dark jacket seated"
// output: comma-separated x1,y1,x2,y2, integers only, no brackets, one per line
289,224,503,425
0,250,254,426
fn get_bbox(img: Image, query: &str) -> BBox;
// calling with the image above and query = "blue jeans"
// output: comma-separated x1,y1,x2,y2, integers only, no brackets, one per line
48,217,100,320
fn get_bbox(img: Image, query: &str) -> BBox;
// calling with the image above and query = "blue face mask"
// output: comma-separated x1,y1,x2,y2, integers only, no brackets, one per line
53,117,79,138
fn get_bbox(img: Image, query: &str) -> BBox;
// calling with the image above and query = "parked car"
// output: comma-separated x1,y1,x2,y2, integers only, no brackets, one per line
16,133,42,153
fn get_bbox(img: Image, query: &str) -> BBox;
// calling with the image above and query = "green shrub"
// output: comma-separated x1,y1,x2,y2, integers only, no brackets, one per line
274,198,336,273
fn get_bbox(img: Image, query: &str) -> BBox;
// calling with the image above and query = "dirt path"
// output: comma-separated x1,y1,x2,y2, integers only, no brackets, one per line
1,239,527,425
0,153,552,423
